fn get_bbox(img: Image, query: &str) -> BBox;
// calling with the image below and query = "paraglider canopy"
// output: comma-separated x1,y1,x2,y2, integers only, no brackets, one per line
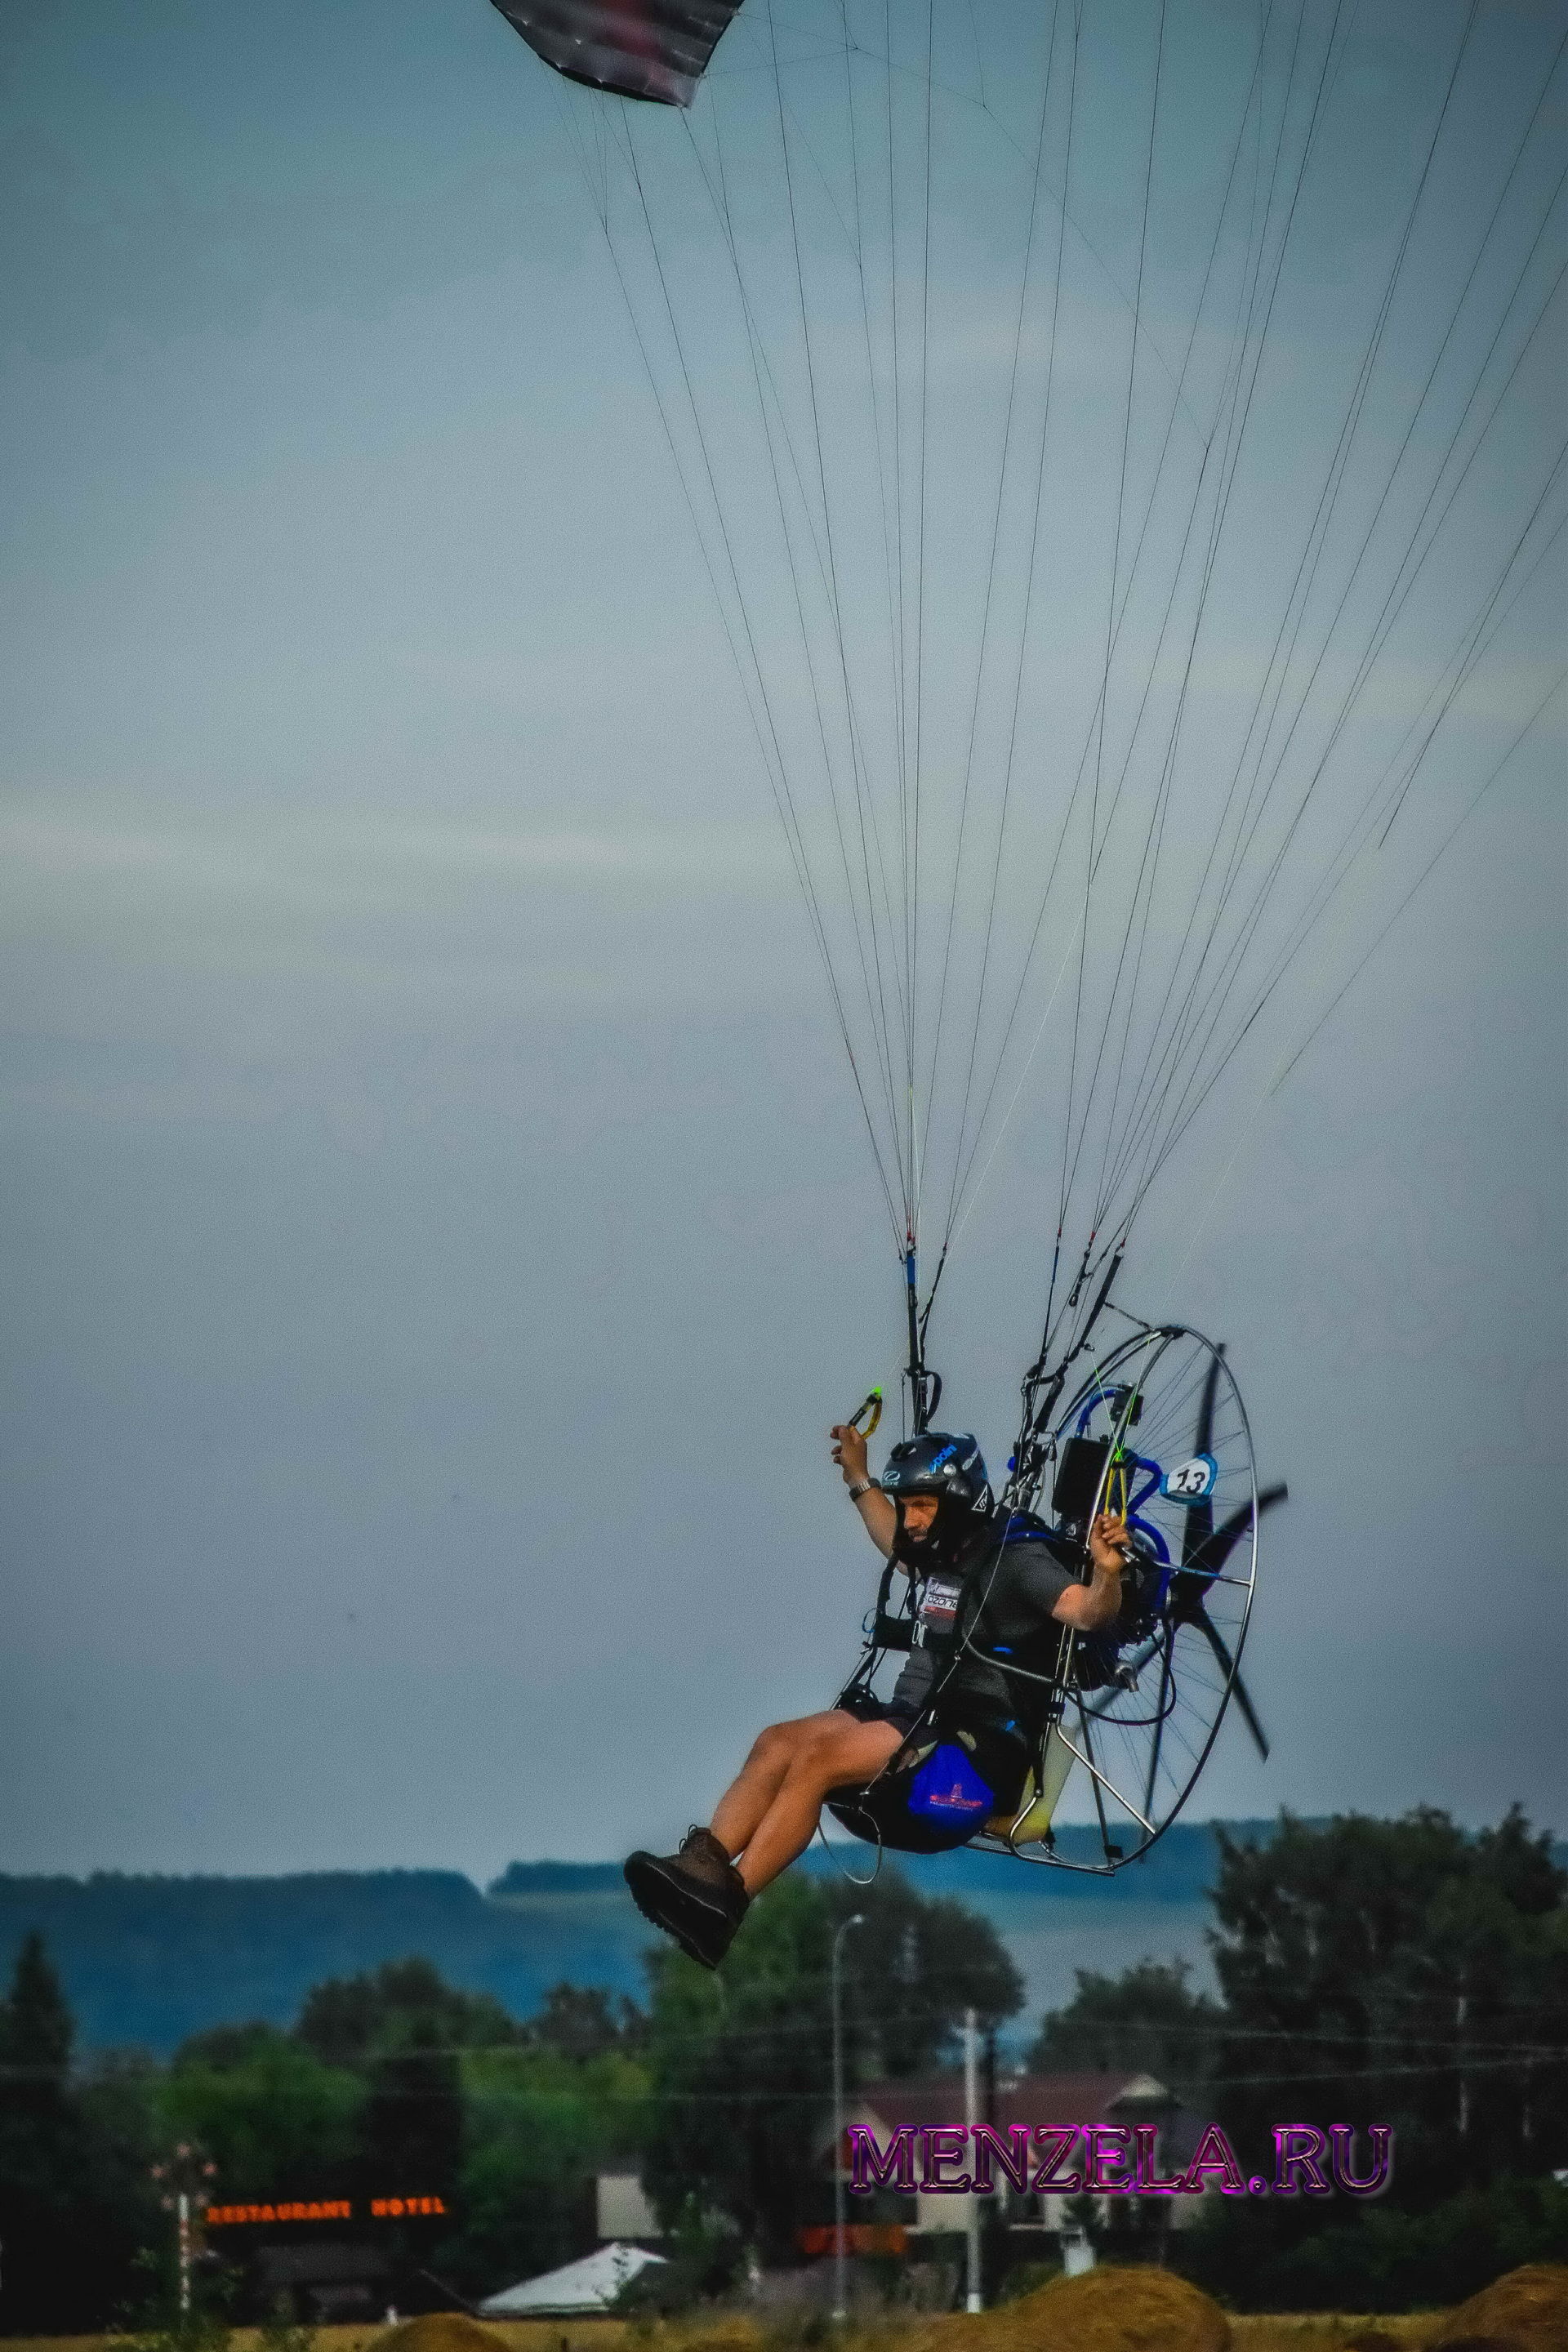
490,0,742,108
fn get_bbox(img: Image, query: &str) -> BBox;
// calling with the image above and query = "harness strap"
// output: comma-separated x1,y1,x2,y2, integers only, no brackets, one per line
873,1614,915,1651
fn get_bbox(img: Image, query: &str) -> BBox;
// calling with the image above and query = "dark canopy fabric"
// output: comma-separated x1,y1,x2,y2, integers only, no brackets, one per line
490,0,744,108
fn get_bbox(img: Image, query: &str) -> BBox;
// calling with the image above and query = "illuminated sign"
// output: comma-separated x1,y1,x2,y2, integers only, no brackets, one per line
207,2203,351,2225
205,2197,446,2226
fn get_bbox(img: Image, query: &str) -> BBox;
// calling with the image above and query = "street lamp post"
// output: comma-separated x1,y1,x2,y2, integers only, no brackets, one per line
963,2010,982,2314
831,1912,866,2326
150,2144,216,2321
177,2193,191,2317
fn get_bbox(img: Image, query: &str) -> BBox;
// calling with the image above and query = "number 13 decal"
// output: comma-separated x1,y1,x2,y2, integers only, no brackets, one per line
1162,1453,1218,1502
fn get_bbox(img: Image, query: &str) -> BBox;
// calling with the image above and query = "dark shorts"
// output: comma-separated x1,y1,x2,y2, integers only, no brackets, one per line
827,1697,1030,1855
837,1689,922,1734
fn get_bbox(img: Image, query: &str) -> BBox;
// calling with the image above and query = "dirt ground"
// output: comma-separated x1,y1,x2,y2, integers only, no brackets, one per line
1228,2322,1435,2349
0,2309,1449,2352
24,2260,1562,2352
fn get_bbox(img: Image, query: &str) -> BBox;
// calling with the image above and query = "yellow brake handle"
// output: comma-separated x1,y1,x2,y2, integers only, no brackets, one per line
846,1386,883,1437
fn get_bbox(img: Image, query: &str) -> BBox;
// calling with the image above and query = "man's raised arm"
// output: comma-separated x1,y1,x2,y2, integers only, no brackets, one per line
1050,1512,1129,1632
830,1422,898,1560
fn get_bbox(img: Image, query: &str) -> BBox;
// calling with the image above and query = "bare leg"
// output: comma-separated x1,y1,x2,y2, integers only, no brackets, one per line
710,1714,840,1856
724,1713,904,1895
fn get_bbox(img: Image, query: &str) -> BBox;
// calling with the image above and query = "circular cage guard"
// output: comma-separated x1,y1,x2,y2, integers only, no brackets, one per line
973,1321,1277,1872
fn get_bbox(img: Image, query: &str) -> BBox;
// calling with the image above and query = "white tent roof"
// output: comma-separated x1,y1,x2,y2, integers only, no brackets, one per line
477,2242,666,2317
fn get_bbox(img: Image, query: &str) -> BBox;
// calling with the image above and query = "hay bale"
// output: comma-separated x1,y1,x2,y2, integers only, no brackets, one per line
374,2317,510,2352
926,2264,1230,2352
1428,2265,1568,2352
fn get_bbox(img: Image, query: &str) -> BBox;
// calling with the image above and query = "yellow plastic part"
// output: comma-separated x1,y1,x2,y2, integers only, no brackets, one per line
848,1387,884,1437
988,1723,1077,1846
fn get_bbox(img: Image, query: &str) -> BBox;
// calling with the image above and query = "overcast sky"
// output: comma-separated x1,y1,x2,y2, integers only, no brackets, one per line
2,0,1564,1885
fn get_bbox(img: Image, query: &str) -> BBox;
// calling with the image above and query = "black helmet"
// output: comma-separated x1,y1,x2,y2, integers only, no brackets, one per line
880,1431,991,1517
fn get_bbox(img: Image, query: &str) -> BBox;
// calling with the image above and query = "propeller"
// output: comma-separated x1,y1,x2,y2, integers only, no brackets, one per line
1131,1330,1223,1826
1194,1481,1287,1574
1173,1483,1287,1762
1192,1610,1272,1761
1142,1638,1175,1815
1179,1345,1225,1566
1061,1338,1288,1827
1170,1482,1288,1617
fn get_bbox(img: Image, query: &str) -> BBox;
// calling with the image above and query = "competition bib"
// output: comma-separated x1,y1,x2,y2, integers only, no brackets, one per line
917,1574,964,1633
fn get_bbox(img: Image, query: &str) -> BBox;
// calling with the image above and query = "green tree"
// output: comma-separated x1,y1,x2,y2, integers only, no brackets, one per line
3,1932,72,2078
1027,1957,1220,2087
1170,1806,1568,2310
448,2042,651,2296
154,1962,653,2308
160,2025,363,2200
293,1958,520,2066
823,1871,1023,2079
293,1955,514,2210
528,1983,643,2059
0,1933,159,2334
75,2053,164,2317
1178,2169,1568,2314
1207,1804,1567,2199
359,2032,464,2207
0,1931,85,2329
640,1866,1022,2264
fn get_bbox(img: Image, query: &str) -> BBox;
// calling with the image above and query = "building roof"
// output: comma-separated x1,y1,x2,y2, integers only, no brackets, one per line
845,2070,1177,2136
824,2069,1209,2182
477,2242,666,2317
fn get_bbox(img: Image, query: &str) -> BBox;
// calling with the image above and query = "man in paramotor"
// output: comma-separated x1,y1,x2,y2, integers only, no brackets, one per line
622,1424,1130,1967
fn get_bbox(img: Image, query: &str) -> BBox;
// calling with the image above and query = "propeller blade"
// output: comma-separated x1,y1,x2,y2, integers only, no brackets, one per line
1194,1343,1223,1455
1180,1494,1213,1566
1188,1481,1288,1579
1229,1671,1272,1762
1193,1609,1271,1760
1142,1635,1174,1815
1181,1348,1225,1565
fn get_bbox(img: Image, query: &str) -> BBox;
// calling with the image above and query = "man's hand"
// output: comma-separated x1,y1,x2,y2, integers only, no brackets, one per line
1088,1512,1131,1576
831,1422,869,1488
831,1422,897,1561
1053,1512,1131,1632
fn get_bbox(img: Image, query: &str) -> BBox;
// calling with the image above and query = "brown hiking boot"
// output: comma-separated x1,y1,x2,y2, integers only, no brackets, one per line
624,1826,750,1969
673,1825,737,1885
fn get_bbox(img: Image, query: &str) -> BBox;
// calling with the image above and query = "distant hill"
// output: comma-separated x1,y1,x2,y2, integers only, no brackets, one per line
0,1867,635,2056
0,1821,1275,2056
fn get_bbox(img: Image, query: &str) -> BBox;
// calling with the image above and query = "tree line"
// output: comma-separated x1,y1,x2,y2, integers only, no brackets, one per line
1026,1805,1568,2305
0,1805,1563,2330
0,1862,1018,2332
